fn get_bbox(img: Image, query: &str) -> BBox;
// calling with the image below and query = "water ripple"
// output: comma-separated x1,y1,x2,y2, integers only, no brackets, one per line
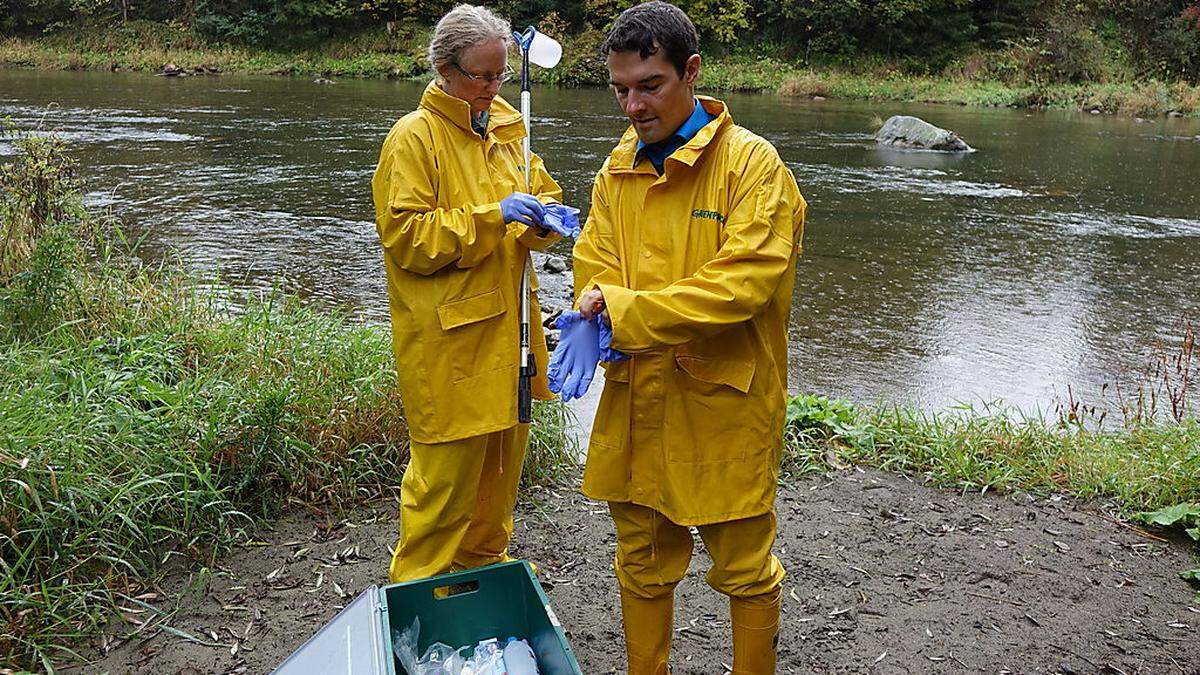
1020,211,1200,238
790,162,1028,198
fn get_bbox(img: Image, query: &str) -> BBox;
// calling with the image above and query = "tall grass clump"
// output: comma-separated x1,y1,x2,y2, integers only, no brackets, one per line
523,402,579,489
0,133,417,670
778,71,831,98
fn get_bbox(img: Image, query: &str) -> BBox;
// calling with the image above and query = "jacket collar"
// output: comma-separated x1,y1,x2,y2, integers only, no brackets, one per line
419,80,526,143
607,96,731,175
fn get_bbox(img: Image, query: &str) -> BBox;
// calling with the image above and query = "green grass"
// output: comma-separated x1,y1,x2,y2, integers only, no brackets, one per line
0,132,573,670
0,21,428,79
2,22,1198,117
1,297,406,669
784,397,1200,515
525,401,581,489
776,69,1200,116
782,321,1199,514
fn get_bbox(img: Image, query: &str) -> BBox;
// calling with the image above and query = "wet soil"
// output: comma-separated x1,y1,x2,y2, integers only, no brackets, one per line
84,469,1200,674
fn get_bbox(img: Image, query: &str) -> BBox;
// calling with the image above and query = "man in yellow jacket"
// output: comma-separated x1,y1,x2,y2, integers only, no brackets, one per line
371,5,574,583
565,2,807,673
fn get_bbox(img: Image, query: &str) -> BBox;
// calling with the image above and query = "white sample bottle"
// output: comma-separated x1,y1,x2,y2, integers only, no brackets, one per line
502,638,539,675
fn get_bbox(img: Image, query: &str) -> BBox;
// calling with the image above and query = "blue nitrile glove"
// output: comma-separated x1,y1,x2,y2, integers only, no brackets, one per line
500,192,545,227
542,204,581,238
546,311,581,394
547,310,600,402
597,316,629,363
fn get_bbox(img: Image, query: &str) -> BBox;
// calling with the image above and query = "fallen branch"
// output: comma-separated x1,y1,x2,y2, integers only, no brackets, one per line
1095,512,1171,543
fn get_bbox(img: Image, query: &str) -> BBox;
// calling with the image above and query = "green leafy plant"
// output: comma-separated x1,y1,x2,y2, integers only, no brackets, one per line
1135,502,1200,593
1137,502,1200,536
785,393,860,440
781,394,863,477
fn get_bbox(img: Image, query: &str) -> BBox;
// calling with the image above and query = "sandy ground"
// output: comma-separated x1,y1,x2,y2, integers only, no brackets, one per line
80,468,1199,675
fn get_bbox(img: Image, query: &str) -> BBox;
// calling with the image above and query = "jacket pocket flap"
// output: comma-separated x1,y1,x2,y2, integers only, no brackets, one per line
601,360,631,383
437,287,504,331
675,356,755,393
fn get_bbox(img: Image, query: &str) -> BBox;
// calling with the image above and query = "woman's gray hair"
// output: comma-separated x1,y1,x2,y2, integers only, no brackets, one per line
428,4,512,76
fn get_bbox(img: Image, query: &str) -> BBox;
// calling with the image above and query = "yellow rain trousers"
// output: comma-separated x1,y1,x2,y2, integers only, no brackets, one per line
611,503,786,674
573,97,805,673
372,81,562,582
389,425,528,582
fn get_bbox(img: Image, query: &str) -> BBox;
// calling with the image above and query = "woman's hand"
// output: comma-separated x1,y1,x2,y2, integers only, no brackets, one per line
500,192,546,227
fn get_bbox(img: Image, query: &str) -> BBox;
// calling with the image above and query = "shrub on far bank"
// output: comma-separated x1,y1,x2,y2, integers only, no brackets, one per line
778,71,831,98
4,0,1200,86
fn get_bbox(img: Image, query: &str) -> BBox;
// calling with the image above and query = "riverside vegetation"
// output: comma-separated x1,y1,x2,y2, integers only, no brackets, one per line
2,0,1200,117
1,134,1197,669
0,132,574,670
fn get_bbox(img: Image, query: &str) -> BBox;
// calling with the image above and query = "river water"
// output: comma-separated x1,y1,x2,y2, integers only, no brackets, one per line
3,69,1198,413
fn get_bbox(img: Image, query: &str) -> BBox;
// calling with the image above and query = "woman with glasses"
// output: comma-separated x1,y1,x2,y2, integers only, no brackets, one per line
371,4,565,583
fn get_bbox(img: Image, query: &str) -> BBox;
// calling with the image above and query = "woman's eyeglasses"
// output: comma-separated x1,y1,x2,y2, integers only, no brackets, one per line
452,62,515,84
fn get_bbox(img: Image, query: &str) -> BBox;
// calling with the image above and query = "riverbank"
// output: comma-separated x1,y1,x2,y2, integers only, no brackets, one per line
2,21,1199,118
3,135,1198,671
86,471,1200,673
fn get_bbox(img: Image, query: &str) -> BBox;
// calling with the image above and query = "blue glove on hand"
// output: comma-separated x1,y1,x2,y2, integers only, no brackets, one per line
597,317,628,363
500,192,545,227
547,311,600,402
542,204,581,238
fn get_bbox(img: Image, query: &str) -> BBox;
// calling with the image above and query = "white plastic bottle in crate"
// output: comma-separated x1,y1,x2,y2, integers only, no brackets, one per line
502,638,539,675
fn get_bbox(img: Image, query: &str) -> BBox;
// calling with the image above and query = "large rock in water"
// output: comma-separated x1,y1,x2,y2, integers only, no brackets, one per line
875,115,973,152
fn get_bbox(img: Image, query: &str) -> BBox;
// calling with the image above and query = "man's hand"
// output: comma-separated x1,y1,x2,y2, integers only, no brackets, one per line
579,287,606,321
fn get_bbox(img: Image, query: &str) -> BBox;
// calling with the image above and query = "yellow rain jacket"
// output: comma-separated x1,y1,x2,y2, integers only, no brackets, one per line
372,81,562,444
574,97,806,526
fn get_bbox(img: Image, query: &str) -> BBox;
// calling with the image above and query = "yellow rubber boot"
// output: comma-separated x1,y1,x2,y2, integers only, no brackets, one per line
620,591,673,675
730,588,781,675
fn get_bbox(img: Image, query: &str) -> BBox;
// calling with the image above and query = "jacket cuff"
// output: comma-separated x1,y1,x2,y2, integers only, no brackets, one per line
515,224,561,251
596,283,637,351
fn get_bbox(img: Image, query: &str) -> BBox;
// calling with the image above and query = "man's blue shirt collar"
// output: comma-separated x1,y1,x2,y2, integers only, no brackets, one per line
636,98,714,171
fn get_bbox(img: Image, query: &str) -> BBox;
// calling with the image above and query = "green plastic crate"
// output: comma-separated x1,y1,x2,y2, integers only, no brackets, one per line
274,561,581,675
383,561,581,674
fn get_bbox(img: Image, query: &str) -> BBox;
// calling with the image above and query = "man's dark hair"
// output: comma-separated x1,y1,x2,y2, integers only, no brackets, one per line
601,1,699,77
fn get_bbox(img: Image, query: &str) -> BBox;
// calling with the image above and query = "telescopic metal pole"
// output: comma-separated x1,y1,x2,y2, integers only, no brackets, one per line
517,35,534,424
